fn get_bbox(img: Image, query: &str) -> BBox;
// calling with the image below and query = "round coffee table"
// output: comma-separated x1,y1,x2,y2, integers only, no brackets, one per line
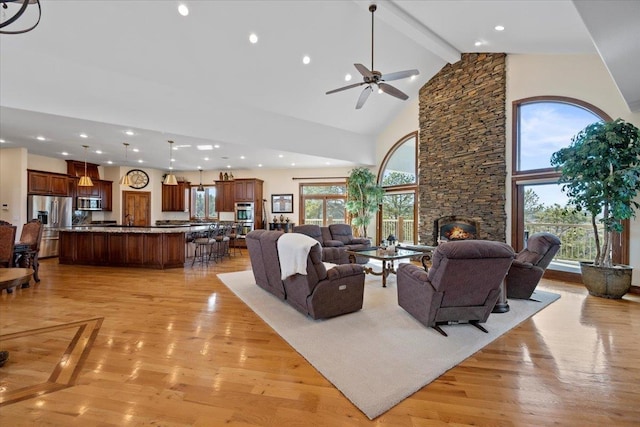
0,268,33,294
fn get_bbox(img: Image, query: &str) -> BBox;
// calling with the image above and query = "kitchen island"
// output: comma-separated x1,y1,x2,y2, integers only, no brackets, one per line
59,225,208,269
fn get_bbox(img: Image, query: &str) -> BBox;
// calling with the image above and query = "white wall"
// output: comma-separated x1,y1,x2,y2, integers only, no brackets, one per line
0,148,28,236
506,54,640,285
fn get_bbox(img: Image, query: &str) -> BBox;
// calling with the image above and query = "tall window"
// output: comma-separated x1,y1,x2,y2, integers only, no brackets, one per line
377,132,418,245
300,184,346,226
191,186,216,220
511,96,627,270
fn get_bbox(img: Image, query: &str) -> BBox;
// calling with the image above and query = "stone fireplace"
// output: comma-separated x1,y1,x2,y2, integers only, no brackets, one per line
418,53,507,246
434,216,480,244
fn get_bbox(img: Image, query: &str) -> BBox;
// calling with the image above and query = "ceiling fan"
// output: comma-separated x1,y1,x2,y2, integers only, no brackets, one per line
326,4,419,109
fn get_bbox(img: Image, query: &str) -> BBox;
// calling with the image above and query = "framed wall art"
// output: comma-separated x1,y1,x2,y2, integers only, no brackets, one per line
271,194,293,214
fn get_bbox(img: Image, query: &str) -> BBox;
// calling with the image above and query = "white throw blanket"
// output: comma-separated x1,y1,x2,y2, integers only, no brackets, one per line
277,233,319,280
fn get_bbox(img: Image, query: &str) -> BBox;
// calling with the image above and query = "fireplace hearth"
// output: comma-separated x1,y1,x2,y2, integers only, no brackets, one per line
434,216,480,244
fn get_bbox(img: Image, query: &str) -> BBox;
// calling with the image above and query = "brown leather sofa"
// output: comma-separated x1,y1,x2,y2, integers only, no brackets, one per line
396,240,515,336
293,224,371,264
246,230,365,319
506,232,561,299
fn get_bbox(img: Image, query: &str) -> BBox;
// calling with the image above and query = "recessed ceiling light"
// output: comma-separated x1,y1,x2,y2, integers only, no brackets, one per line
133,148,139,152
178,4,189,16
61,152,69,156
125,130,135,136
169,166,174,170
203,157,209,161
197,145,213,150
291,162,296,166
107,160,113,164
325,161,330,165
79,133,88,138
474,41,483,47
0,139,5,143
226,165,231,169
197,166,202,170
302,55,311,65
278,154,284,158
138,159,143,163
214,144,220,148
345,74,352,82
95,150,102,154
249,33,258,44
258,164,263,167
410,75,417,81
494,25,505,31
170,158,175,162
36,136,46,141
240,155,245,159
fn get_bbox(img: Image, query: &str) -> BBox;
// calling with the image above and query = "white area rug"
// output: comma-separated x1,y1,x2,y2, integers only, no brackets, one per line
218,269,560,419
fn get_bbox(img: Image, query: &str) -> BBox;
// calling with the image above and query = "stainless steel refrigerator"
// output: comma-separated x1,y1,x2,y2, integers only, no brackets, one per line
27,195,73,257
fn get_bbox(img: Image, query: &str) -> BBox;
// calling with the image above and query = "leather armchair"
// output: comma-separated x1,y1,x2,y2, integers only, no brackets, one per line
506,232,561,299
246,230,365,319
397,240,515,336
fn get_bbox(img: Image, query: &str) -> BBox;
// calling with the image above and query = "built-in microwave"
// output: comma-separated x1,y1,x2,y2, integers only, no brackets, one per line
77,197,102,211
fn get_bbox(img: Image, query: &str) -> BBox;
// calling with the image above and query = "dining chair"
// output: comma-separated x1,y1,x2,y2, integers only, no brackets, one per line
0,224,17,268
16,219,43,282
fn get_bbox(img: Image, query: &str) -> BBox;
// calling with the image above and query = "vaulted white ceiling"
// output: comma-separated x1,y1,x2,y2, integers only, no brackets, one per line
0,0,636,172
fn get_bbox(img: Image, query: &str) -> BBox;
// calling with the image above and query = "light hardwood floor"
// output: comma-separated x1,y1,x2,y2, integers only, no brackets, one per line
1,255,639,426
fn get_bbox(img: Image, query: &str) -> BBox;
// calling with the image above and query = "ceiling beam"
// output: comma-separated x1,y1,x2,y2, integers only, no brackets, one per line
354,0,461,65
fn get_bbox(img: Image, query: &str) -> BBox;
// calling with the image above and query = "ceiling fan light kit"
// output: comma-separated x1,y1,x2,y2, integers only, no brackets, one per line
326,3,419,109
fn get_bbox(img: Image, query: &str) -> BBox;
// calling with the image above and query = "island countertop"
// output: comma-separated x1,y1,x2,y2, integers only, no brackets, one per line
61,225,209,234
58,226,199,269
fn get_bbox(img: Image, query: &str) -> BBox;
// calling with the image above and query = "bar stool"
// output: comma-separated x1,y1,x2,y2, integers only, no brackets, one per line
228,223,242,256
191,224,218,266
212,224,232,261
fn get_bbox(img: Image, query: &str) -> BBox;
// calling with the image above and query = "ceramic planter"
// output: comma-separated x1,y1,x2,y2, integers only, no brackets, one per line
579,261,633,299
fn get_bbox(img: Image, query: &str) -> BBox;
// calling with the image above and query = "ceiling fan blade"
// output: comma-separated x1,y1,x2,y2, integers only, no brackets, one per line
379,82,409,100
326,82,365,95
355,85,373,109
354,63,374,79
382,69,420,82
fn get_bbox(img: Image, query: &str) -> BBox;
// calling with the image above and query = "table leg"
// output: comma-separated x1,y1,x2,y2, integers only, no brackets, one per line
492,279,510,313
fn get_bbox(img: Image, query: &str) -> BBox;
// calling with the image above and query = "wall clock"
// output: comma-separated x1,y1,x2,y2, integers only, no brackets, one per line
127,169,150,189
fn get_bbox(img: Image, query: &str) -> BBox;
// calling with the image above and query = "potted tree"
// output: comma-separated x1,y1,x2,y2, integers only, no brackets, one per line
346,167,384,238
550,118,640,298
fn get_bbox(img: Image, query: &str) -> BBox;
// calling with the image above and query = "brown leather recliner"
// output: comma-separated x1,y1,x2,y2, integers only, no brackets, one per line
327,224,371,264
506,232,561,299
397,240,515,336
246,230,365,319
292,224,350,264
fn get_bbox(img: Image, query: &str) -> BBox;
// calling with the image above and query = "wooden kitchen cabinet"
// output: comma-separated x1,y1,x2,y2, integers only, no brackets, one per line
27,170,70,196
234,179,255,201
215,180,235,212
76,180,101,198
162,182,190,212
99,180,113,211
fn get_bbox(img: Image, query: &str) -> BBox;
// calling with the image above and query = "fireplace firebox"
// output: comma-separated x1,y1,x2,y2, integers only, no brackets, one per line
434,216,480,244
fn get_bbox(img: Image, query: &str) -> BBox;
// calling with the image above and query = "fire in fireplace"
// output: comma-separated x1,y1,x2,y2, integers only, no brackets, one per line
434,216,480,244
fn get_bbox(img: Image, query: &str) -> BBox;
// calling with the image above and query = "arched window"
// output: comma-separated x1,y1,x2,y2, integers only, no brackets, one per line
511,96,628,276
377,132,418,244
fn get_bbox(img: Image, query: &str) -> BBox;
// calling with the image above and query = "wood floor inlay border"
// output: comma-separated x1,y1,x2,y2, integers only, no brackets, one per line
0,317,103,407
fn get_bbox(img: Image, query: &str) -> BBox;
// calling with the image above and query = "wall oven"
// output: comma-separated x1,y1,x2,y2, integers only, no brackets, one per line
234,202,254,222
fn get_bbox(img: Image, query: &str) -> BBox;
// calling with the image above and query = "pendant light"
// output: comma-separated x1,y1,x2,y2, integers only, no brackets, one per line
119,142,131,185
197,168,205,192
163,140,178,185
78,145,94,187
